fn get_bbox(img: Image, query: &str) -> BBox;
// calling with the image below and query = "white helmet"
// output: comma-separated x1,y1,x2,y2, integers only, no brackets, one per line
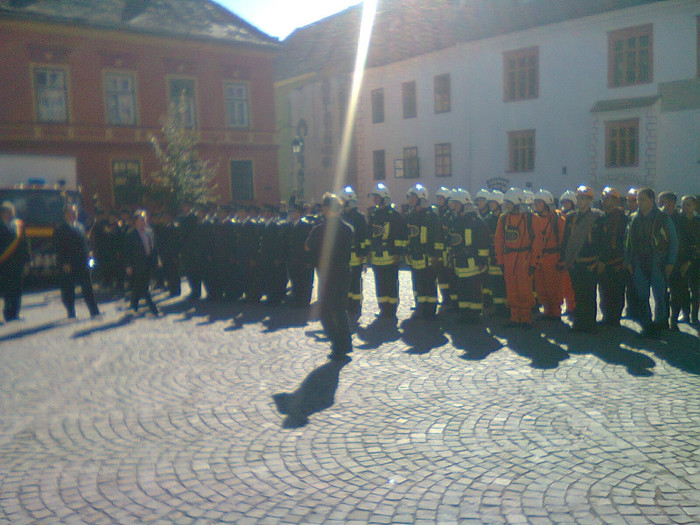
451,188,472,205
559,190,577,206
504,187,524,205
341,185,357,203
435,186,451,201
406,183,429,202
533,189,554,206
369,182,391,201
489,190,504,205
522,189,535,205
475,189,491,201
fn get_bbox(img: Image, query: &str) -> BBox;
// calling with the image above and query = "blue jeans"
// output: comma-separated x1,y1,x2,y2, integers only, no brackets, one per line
632,257,668,328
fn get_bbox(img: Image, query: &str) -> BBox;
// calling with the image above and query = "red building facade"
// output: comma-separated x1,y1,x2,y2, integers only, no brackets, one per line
0,1,280,212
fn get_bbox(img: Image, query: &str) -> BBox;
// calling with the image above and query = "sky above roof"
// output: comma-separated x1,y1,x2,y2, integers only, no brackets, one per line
213,0,360,39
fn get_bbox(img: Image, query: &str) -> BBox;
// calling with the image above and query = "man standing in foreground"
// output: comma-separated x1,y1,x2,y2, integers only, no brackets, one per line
125,210,160,316
54,203,101,319
305,193,354,361
0,201,30,322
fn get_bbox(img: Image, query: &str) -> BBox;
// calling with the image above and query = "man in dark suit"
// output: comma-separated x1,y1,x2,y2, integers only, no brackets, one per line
0,201,30,322
54,203,101,319
125,209,160,316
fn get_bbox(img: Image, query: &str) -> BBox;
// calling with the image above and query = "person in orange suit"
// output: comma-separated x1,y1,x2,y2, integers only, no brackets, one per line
558,190,577,316
495,188,535,327
531,189,566,320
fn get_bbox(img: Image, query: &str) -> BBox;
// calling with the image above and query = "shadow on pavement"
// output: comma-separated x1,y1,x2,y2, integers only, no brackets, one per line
72,314,134,339
355,316,401,350
489,320,571,370
272,357,350,428
399,316,449,354
0,319,65,343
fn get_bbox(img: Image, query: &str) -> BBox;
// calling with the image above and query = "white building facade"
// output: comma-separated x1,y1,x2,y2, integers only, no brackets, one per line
355,0,700,209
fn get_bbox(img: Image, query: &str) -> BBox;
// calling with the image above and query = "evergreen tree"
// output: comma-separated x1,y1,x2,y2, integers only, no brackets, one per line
148,96,218,211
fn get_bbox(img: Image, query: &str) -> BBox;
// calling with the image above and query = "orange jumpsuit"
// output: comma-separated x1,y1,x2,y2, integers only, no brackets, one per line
559,210,576,314
532,212,566,318
495,212,535,324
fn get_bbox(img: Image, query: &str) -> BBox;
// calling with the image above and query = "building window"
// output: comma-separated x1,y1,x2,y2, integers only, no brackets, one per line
403,147,419,178
435,143,452,177
231,160,254,201
373,150,386,180
608,24,653,87
112,160,142,206
504,47,538,102
33,66,68,123
402,81,417,119
168,77,197,127
606,119,639,168
104,72,136,126
225,82,249,128
371,88,384,123
508,130,535,172
434,74,450,113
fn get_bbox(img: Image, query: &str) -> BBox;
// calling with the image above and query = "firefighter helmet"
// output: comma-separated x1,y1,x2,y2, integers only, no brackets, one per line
559,190,577,206
489,190,504,205
369,182,391,201
504,187,524,205
475,189,491,201
435,186,452,201
602,186,621,200
341,186,357,202
406,183,429,201
523,189,535,205
451,188,472,205
533,189,554,205
576,185,595,199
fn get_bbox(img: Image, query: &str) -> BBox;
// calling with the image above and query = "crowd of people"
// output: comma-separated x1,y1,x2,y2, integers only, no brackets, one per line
1,183,699,350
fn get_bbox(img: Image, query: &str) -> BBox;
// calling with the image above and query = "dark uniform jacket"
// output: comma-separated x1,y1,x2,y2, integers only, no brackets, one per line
0,218,30,284
405,206,442,270
343,207,369,267
368,204,406,266
447,211,490,278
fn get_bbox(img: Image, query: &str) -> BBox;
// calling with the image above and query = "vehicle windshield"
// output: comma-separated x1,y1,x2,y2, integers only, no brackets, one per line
0,189,81,226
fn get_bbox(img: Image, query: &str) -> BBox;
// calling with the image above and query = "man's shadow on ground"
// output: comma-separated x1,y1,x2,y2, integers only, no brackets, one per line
355,315,401,350
399,316,449,354
272,357,350,428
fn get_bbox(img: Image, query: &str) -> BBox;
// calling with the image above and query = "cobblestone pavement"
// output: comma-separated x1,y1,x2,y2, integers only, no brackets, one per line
1,270,699,525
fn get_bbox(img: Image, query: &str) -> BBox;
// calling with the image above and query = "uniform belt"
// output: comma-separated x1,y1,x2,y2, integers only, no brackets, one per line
542,247,560,254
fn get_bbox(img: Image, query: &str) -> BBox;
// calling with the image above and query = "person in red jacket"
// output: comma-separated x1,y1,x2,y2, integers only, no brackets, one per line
531,189,566,320
495,188,535,327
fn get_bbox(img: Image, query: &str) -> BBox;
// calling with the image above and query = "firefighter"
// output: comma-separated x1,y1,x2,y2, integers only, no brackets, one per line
484,190,508,317
447,189,490,323
475,189,491,220
434,186,454,313
495,188,535,327
531,189,566,320
561,185,604,333
598,187,629,326
341,186,369,323
367,183,406,320
405,184,441,320
558,190,577,316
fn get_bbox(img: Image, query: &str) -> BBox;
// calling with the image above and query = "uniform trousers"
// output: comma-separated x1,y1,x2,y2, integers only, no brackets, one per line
347,265,363,321
534,255,563,318
568,262,598,331
1,269,23,321
503,253,535,323
411,266,437,319
288,261,314,306
61,267,99,317
598,263,626,324
319,268,352,356
453,270,483,322
372,263,399,317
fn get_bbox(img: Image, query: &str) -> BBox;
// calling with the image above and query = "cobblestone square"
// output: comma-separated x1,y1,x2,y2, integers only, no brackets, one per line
1,270,699,524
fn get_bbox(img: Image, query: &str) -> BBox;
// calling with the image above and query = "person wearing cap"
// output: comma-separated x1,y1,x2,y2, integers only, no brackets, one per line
341,186,369,324
259,204,287,306
495,188,536,327
447,189,490,323
405,184,442,320
54,203,102,319
483,190,507,317
0,201,30,322
305,193,355,360
531,189,566,320
659,191,689,330
625,188,678,338
125,209,160,316
557,191,577,316
560,185,604,332
626,188,638,215
286,203,315,307
179,204,206,300
598,187,629,326
434,187,455,313
367,183,406,320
